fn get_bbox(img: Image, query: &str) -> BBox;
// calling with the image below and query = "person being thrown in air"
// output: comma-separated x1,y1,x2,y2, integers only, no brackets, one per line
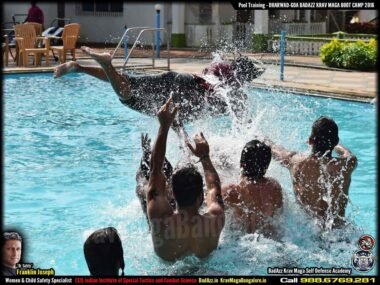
54,47,265,125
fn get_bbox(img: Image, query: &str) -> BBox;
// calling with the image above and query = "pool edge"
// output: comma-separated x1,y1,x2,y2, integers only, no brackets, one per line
252,83,374,103
3,70,374,104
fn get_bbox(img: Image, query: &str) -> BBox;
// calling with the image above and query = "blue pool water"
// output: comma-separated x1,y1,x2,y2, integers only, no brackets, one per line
4,73,377,275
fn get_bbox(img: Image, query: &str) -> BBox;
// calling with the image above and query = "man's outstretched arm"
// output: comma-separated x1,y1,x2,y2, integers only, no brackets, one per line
202,156,225,218
264,137,297,169
187,133,225,220
334,144,358,171
147,97,177,220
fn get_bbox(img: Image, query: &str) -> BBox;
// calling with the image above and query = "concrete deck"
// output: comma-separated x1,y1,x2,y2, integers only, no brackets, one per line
2,48,377,102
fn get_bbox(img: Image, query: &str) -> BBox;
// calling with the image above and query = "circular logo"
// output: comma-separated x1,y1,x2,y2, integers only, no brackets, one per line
352,250,375,272
358,234,375,251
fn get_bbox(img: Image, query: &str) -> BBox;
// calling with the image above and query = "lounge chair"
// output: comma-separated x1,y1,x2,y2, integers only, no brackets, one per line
50,23,80,63
42,18,71,40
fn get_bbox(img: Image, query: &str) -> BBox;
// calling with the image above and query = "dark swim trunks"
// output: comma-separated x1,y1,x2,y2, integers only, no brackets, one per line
119,71,229,122
202,62,236,84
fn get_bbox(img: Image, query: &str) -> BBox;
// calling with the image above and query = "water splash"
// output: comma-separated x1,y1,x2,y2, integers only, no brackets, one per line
3,58,375,275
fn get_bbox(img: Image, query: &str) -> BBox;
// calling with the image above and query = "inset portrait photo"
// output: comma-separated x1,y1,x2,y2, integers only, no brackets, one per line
2,231,22,276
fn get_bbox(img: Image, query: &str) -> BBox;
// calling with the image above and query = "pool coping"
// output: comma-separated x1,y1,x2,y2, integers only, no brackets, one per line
252,84,373,104
1,58,167,75
2,63,375,104
252,83,374,103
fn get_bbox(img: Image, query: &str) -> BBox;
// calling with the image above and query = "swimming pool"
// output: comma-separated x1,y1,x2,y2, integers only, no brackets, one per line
4,73,376,275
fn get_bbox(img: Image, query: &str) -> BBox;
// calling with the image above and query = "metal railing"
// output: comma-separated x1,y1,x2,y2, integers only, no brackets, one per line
269,21,327,35
112,27,170,71
12,14,27,24
49,18,71,27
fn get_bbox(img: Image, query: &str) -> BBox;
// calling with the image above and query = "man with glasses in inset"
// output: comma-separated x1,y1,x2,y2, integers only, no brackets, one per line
2,232,22,276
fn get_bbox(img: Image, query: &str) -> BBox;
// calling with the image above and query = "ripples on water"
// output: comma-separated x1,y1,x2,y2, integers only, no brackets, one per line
4,72,376,275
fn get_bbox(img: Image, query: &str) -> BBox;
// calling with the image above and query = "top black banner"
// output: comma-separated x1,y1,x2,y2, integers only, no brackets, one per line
230,1,377,9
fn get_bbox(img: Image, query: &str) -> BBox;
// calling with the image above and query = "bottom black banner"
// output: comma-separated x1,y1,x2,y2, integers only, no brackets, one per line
1,276,378,284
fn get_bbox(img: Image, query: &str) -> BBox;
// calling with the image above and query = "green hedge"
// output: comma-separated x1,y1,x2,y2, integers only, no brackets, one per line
252,34,270,52
320,39,377,71
171,33,186,48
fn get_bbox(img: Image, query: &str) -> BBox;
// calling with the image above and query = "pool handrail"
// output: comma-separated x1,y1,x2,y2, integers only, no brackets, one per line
111,27,150,60
112,27,170,72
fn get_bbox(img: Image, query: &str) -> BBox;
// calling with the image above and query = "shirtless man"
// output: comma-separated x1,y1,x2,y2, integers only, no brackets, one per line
222,140,283,239
53,47,264,123
135,133,175,225
147,97,224,261
265,116,358,229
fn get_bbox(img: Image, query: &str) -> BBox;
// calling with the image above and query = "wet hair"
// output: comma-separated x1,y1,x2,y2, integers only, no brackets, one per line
310,116,339,154
172,166,204,207
240,140,271,179
231,56,263,82
83,227,125,276
140,151,173,181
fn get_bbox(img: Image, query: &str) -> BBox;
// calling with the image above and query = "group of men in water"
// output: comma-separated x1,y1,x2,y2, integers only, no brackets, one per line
54,47,357,275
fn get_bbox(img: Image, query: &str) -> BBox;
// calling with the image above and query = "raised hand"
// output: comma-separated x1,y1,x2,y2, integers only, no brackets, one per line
262,136,275,146
141,133,152,163
158,96,178,129
141,133,151,152
186,132,210,159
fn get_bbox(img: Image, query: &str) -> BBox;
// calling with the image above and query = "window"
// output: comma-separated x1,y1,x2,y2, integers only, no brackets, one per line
294,10,306,22
299,10,306,21
96,3,109,12
78,2,123,16
237,10,252,23
199,3,212,24
110,2,123,12
82,2,94,12
269,10,279,19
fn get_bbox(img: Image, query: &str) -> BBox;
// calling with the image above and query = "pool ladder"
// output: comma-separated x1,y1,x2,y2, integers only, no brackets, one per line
111,27,170,72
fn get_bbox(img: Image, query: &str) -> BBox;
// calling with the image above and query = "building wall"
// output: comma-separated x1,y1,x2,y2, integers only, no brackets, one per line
219,2,236,24
186,3,200,24
358,10,377,22
163,2,172,27
277,10,296,22
3,2,58,29
6,2,373,48
64,2,166,45
3,2,167,45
